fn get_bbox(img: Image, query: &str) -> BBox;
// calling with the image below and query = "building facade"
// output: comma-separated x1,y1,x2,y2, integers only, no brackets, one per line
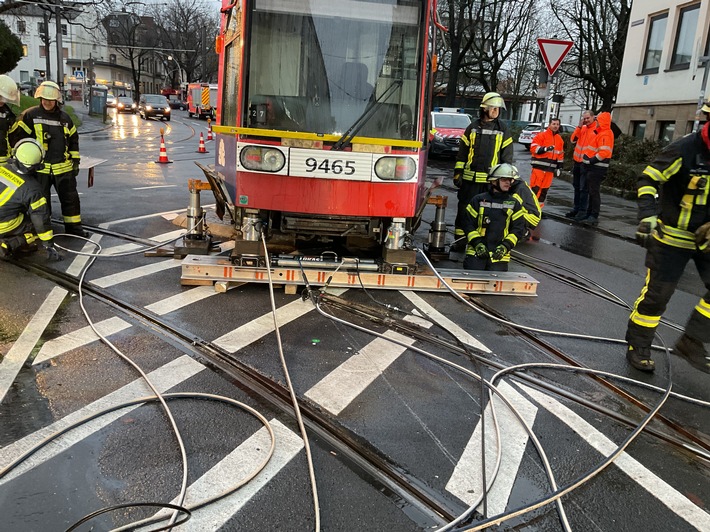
615,0,709,144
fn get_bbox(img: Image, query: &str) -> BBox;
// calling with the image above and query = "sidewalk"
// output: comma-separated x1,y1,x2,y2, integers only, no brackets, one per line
66,102,113,134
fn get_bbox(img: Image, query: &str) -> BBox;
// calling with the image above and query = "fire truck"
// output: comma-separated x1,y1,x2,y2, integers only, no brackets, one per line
187,82,218,119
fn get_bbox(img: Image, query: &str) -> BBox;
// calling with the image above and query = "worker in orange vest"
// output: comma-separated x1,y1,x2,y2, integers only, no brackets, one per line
529,118,564,209
578,112,614,225
566,110,596,219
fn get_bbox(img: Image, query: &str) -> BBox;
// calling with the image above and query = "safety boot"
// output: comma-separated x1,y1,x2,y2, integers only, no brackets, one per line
64,225,89,238
0,242,11,259
582,216,599,226
626,345,655,372
673,335,710,374
564,210,578,219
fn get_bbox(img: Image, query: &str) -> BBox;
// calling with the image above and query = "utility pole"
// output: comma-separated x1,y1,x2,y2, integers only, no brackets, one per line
201,26,207,81
55,2,64,91
43,10,52,80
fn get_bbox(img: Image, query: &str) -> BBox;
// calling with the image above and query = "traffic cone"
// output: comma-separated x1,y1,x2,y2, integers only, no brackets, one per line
206,120,213,141
197,132,209,153
155,133,173,164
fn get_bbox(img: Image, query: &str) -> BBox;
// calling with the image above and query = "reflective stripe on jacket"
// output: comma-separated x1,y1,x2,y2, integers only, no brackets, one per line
454,118,513,183
0,163,54,242
530,127,564,172
582,112,613,169
571,123,594,163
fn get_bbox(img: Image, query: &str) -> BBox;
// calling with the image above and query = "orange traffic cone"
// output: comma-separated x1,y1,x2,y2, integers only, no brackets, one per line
197,132,209,153
156,133,173,164
206,120,213,141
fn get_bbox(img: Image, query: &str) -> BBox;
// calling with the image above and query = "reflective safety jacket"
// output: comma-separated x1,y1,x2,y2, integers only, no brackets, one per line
9,105,79,175
454,117,513,184
638,124,710,250
0,104,16,163
531,127,564,172
571,121,595,163
461,188,525,263
582,112,613,170
0,162,54,242
510,179,542,228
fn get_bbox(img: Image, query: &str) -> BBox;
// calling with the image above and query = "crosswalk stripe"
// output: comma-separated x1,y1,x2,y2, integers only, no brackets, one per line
211,288,346,353
446,381,538,515
0,287,67,402
34,316,132,365
520,383,710,529
305,314,431,415
91,258,181,287
145,285,218,315
0,356,205,483
100,229,186,255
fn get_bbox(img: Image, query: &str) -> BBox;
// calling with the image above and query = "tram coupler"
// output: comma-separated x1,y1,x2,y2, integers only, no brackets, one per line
172,179,213,258
424,195,449,261
383,217,416,274
230,210,266,266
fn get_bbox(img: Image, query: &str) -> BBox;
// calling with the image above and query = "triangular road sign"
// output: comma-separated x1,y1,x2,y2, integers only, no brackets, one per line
537,38,574,76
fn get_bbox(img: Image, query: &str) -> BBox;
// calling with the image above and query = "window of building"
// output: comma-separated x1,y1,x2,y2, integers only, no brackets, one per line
109,54,116,64
61,24,67,36
631,121,647,139
657,121,675,146
38,22,46,35
40,45,47,58
22,45,28,57
670,3,700,70
17,20,26,34
642,12,668,73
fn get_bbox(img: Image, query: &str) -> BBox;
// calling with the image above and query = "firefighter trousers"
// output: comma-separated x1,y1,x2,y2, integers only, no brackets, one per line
0,219,38,257
39,170,83,230
626,238,710,348
454,180,488,238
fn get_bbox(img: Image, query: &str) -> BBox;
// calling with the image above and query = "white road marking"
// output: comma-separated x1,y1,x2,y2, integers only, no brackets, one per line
446,381,538,515
212,288,346,353
66,233,103,277
101,205,215,228
0,287,67,403
133,185,178,190
91,258,181,288
402,291,491,353
165,419,303,530
305,314,431,415
34,316,132,365
97,230,186,256
145,285,218,315
0,356,205,482
520,383,710,530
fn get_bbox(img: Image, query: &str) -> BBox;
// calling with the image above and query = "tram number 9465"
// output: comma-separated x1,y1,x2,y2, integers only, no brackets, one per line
305,157,356,175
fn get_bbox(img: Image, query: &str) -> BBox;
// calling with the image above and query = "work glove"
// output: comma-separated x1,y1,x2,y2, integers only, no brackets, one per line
695,221,710,252
545,146,554,152
44,244,63,262
491,244,509,261
635,216,658,248
555,168,561,178
474,243,488,258
72,159,80,179
453,173,462,188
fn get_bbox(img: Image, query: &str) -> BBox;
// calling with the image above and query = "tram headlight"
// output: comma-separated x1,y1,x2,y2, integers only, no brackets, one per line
240,146,286,173
374,156,416,181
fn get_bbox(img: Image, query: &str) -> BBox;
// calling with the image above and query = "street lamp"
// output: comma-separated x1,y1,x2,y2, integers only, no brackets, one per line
167,55,185,85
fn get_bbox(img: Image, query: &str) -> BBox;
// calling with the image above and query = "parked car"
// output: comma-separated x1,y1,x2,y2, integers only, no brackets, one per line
517,122,575,150
138,94,171,121
116,96,137,114
168,99,187,110
429,111,472,156
106,93,117,107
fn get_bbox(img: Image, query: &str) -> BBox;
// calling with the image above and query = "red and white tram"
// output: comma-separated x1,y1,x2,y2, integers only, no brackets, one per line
210,0,439,269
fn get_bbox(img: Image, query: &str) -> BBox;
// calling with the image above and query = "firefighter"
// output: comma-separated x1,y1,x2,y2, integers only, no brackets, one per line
452,92,513,251
9,80,86,236
461,163,525,271
0,139,62,261
0,74,20,164
529,117,564,209
509,168,542,240
624,102,710,374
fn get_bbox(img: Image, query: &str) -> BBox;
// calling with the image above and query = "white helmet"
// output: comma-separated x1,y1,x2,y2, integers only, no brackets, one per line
0,75,20,106
480,92,506,110
488,163,519,181
13,138,45,174
34,80,62,102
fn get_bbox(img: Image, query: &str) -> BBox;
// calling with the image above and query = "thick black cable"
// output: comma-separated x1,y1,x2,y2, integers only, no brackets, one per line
65,502,191,532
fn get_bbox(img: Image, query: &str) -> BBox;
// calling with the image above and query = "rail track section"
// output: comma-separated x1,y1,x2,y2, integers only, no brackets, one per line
0,217,709,531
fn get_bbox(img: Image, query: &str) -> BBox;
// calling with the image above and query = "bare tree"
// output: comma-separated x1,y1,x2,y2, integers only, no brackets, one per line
550,0,631,113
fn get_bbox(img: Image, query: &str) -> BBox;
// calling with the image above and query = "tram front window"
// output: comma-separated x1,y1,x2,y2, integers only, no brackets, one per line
246,0,422,140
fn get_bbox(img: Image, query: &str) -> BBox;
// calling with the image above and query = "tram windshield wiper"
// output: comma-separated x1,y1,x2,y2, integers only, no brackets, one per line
331,79,402,151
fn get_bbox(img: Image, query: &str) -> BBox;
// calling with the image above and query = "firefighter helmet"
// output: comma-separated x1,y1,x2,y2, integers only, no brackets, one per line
34,80,62,102
12,138,45,174
488,163,519,181
0,75,20,106
702,101,710,114
480,92,506,110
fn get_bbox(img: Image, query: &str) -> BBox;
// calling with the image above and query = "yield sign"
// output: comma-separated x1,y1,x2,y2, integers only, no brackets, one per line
537,38,574,76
